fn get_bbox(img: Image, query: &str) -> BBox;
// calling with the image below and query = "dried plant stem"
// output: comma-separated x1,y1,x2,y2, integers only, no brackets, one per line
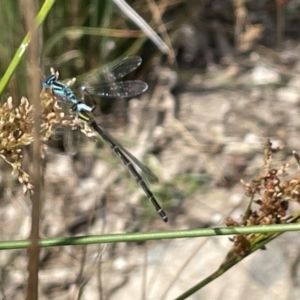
20,0,41,299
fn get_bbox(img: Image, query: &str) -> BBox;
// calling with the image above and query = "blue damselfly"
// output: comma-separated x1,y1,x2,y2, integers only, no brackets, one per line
43,56,168,222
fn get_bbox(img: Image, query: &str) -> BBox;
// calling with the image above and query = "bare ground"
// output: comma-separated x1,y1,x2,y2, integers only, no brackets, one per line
2,40,300,299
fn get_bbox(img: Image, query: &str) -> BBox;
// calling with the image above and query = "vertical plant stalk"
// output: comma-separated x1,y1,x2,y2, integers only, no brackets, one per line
19,0,41,299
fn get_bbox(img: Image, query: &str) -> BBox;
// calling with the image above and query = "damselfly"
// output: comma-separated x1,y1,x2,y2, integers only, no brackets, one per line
43,56,168,222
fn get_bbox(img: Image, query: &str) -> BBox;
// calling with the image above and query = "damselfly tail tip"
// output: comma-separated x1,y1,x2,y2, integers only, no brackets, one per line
158,208,168,223
160,212,168,223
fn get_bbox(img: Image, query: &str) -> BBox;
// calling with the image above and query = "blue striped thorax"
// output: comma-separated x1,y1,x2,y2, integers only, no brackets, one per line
43,75,94,113
43,74,57,88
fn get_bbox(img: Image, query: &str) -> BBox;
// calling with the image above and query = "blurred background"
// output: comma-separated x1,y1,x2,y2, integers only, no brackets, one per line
1,0,300,299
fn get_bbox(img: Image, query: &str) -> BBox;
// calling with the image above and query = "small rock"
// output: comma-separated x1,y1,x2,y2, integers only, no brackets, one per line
276,87,300,103
251,65,281,85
